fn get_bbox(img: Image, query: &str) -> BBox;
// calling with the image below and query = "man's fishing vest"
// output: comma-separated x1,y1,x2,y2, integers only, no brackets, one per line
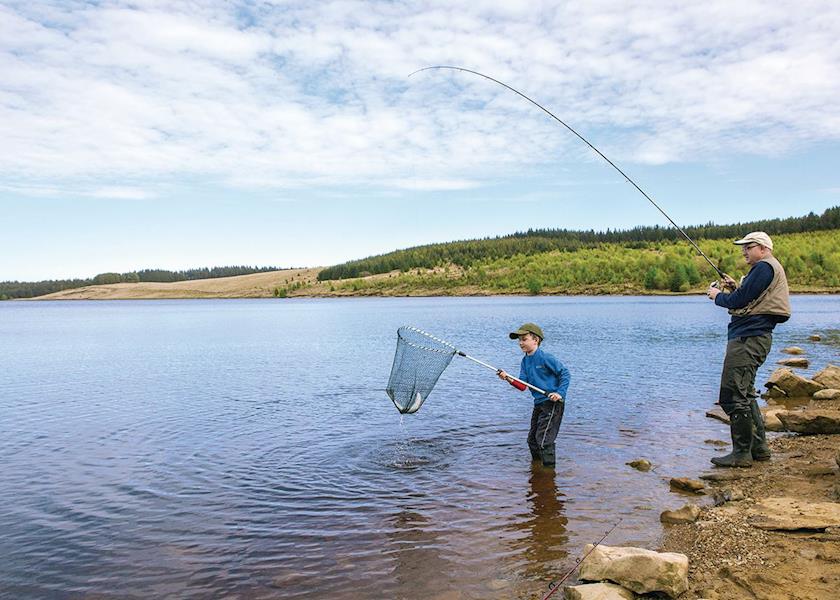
729,255,791,318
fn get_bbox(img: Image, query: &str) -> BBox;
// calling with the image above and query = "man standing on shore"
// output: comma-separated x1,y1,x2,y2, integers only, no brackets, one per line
707,232,791,468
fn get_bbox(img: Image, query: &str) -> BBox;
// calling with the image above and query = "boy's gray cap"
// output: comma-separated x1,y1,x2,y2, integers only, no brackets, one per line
509,322,544,340
733,231,773,250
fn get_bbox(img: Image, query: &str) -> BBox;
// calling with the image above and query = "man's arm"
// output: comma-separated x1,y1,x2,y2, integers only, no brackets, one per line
713,262,773,309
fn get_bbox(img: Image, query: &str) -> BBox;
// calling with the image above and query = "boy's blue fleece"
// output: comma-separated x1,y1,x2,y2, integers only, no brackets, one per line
518,347,571,405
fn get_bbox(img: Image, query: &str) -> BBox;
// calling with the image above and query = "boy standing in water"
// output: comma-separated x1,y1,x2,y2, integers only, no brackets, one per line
498,323,571,468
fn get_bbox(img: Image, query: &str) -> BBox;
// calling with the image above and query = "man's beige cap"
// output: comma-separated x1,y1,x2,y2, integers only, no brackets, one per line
734,231,773,250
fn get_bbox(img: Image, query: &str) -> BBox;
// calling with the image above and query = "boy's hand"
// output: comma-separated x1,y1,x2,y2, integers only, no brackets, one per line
497,370,510,381
548,392,562,402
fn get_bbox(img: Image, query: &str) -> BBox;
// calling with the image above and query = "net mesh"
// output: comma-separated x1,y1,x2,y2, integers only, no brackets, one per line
386,326,457,414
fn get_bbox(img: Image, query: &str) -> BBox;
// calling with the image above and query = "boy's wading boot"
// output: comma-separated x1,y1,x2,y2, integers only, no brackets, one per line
750,399,771,461
711,412,754,468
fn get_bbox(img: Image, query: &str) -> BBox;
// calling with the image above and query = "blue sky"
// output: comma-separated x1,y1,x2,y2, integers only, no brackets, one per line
2,1,839,280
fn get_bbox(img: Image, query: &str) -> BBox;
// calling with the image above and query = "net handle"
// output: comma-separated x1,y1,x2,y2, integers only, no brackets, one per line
456,351,547,396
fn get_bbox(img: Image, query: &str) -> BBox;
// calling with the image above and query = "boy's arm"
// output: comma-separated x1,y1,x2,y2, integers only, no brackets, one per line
548,355,571,399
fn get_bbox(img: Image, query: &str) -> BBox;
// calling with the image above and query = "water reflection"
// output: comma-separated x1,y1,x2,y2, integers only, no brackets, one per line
512,465,568,580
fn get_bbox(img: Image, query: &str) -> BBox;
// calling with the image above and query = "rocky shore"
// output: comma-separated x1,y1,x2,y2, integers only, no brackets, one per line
560,349,840,599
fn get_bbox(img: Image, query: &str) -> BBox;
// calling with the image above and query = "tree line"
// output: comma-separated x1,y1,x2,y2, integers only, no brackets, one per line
0,266,285,299
318,206,840,281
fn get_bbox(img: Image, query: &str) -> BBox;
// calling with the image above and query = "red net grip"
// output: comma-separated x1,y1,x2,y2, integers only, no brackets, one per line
508,378,527,391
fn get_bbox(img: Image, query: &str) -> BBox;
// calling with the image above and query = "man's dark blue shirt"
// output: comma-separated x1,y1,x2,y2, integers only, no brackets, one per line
714,261,786,340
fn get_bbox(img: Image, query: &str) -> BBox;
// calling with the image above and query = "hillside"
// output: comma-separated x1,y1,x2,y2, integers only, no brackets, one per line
31,229,840,299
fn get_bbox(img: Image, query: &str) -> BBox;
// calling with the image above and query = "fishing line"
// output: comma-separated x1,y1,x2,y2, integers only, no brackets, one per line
409,65,726,280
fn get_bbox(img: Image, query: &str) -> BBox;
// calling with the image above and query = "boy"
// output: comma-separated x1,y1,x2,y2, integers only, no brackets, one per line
498,322,571,468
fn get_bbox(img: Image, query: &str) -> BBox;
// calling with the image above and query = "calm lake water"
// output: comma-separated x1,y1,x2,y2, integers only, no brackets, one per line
2,296,839,599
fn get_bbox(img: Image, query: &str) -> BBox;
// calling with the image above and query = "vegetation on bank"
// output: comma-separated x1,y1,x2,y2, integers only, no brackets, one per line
1,265,286,300
320,229,840,296
317,206,840,281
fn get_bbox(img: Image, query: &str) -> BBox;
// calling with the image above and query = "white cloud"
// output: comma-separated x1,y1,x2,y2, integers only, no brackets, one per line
1,0,839,196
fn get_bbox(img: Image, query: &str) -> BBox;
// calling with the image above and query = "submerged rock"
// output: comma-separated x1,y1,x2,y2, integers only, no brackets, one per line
705,407,730,424
764,368,823,398
579,544,689,598
564,582,635,600
777,357,809,368
813,365,840,390
777,410,840,434
810,334,822,341
781,346,806,355
660,504,701,524
626,459,651,472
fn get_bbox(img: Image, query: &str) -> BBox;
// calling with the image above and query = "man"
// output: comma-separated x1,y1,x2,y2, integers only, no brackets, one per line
707,231,791,468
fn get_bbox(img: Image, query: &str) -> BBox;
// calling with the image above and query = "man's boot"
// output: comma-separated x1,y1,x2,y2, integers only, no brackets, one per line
540,444,556,469
711,412,754,468
750,399,771,461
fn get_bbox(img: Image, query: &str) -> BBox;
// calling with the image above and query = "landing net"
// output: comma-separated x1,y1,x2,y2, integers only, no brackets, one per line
386,326,457,414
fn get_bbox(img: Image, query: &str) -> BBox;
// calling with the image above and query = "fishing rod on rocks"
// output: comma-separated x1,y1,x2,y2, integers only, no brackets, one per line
409,66,728,282
541,518,622,600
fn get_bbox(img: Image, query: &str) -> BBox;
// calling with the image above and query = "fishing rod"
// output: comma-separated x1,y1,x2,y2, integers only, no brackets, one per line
541,518,622,600
409,65,727,281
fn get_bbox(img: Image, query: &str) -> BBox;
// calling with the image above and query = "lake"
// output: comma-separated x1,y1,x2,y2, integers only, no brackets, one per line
2,296,838,599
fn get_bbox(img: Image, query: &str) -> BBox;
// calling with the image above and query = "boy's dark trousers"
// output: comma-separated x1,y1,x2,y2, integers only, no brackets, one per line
528,400,565,467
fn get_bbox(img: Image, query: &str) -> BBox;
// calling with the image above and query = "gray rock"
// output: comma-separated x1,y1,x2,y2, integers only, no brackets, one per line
660,504,701,524
781,346,806,355
813,365,840,390
814,389,840,400
712,488,746,506
669,477,705,493
626,459,651,472
579,545,688,598
777,410,840,434
764,368,824,398
564,582,635,600
776,357,809,368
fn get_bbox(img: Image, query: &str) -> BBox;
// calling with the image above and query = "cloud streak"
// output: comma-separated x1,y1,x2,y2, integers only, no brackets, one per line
1,1,839,195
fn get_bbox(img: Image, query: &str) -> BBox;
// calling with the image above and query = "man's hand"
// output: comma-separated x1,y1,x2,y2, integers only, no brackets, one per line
707,284,721,301
721,274,737,291
548,392,562,402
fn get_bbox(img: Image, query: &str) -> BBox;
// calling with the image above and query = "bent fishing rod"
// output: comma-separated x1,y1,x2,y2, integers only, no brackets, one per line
409,65,726,281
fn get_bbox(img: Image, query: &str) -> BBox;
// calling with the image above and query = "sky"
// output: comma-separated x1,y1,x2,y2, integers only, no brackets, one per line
2,0,839,281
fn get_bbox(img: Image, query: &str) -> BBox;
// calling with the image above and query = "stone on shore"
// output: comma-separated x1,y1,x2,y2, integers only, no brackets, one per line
762,407,787,432
749,497,840,531
669,477,705,494
813,365,840,390
777,410,840,434
814,389,840,400
705,407,730,424
781,346,805,355
564,582,635,600
626,459,651,472
579,544,689,598
776,357,809,368
700,470,759,482
660,504,701,524
764,368,823,398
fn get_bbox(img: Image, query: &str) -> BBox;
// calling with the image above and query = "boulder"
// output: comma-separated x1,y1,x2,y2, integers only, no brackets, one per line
749,497,840,531
777,410,840,434
814,389,840,400
579,545,688,598
626,459,651,472
764,368,823,398
762,407,786,432
813,365,840,390
564,582,635,600
781,346,806,355
660,504,701,524
776,357,809,368
669,477,705,494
